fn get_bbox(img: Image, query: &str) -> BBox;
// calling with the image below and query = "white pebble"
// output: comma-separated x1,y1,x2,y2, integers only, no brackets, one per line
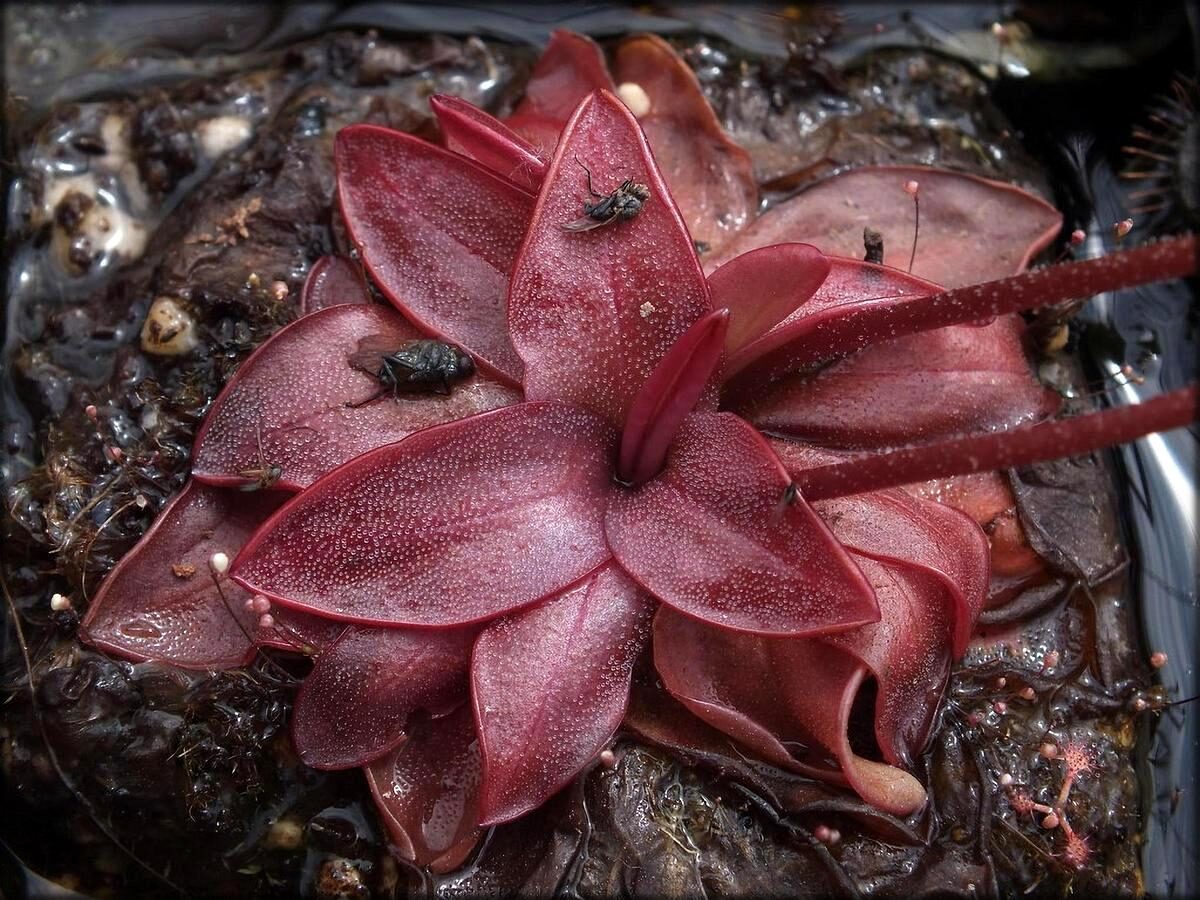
616,82,652,118
197,115,252,159
141,296,198,357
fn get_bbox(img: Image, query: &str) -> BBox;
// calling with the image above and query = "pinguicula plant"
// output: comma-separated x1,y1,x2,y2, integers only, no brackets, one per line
79,31,1197,872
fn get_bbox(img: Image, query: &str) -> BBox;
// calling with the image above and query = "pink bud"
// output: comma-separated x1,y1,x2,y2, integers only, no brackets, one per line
903,180,920,196
1150,651,1168,669
1069,229,1086,245
1040,742,1059,760
1113,218,1133,239
1042,650,1060,671
1041,813,1060,829
993,701,1008,714
1019,687,1036,701
599,749,617,768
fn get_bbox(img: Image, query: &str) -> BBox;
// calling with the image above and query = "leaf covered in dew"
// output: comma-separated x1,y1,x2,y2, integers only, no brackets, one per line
291,624,476,769
723,256,944,386
706,165,1062,288
505,30,615,153
80,481,284,670
507,90,711,428
365,705,483,873
232,402,616,628
605,412,878,636
617,308,728,486
772,437,989,652
336,124,532,385
431,94,547,194
652,606,928,816
706,243,830,354
191,304,519,492
739,315,1060,450
299,255,371,314
611,33,759,254
472,563,653,824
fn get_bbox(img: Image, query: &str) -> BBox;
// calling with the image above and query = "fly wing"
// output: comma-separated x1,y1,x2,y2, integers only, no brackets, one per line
561,214,612,233
347,333,401,376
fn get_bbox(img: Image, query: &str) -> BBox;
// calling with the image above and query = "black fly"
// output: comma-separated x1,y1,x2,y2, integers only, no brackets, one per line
562,157,650,232
238,422,283,491
346,336,475,408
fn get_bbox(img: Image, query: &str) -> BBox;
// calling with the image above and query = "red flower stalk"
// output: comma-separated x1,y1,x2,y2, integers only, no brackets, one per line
78,30,1198,871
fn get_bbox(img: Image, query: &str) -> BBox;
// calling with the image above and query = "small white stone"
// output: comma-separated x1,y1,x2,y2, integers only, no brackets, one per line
198,115,252,159
141,296,198,357
209,551,230,574
616,82,652,118
639,301,656,319
50,593,71,611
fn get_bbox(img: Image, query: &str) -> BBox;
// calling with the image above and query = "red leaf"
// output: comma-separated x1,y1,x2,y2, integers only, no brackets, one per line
192,304,519,492
506,30,615,152
431,94,547,194
653,607,928,815
508,90,711,427
292,624,475,769
80,481,284,670
611,33,759,253
706,165,1061,289
707,243,830,354
472,563,652,825
233,402,616,627
336,124,531,385
617,308,728,486
825,555,955,766
606,412,878,636
724,256,941,387
738,316,1059,450
365,705,483,873
300,255,371,314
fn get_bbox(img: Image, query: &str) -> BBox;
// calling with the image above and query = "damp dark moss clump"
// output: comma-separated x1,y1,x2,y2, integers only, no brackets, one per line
0,16,1175,899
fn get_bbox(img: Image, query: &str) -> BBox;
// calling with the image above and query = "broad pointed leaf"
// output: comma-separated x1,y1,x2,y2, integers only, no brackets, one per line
192,304,519,492
292,624,475,769
653,607,928,815
300,255,371,314
606,412,878,636
739,317,1060,449
612,33,759,253
723,257,942,386
472,563,652,825
365,705,483,873
508,90,711,427
707,243,830,354
80,481,284,670
617,308,728,486
336,124,531,385
907,471,1049,586
707,165,1061,289
506,30,615,152
431,94,547,193
233,402,616,627
825,556,955,767
770,440,989,652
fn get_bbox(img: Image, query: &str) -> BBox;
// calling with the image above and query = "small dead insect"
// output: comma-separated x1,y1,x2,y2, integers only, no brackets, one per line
769,481,800,526
562,157,650,232
238,422,283,491
346,336,475,407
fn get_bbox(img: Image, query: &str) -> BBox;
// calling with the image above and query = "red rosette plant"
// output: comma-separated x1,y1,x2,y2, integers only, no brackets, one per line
79,31,1198,872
